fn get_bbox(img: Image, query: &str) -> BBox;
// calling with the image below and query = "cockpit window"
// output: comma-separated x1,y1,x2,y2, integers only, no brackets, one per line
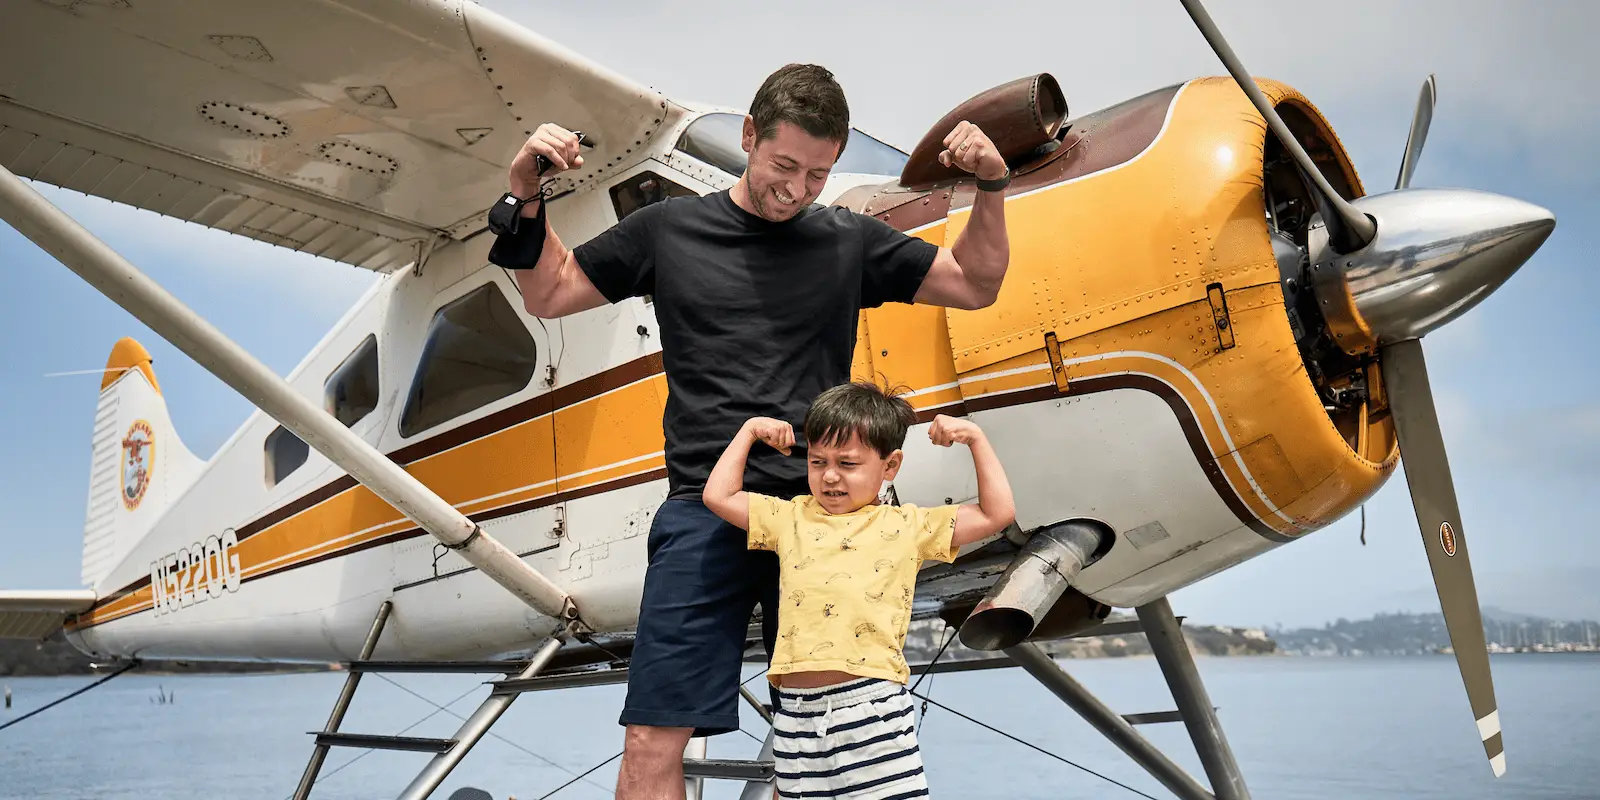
675,112,909,178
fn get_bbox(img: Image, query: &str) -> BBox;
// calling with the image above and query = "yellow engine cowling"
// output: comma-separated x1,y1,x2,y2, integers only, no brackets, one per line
845,76,1398,547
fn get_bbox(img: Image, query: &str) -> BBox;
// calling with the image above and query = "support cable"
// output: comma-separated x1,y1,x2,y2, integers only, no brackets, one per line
0,660,138,733
909,690,1161,800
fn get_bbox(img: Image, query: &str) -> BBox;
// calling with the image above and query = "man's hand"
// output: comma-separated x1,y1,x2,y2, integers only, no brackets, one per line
928,414,984,448
937,121,1007,182
744,417,796,456
509,124,584,199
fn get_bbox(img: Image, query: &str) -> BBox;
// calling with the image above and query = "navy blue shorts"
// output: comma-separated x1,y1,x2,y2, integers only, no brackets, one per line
620,497,780,736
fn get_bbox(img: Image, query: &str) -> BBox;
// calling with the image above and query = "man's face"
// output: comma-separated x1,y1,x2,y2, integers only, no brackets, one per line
807,432,902,515
741,117,841,222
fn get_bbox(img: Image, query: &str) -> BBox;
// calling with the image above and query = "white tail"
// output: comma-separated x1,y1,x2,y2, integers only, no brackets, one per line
80,338,203,590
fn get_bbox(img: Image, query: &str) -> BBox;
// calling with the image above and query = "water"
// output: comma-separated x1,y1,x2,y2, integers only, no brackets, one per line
1,654,1595,799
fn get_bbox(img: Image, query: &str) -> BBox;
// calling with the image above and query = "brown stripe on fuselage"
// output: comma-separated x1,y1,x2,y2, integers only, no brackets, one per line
237,353,665,542
246,466,670,586
74,363,1283,630
388,352,665,466
1010,84,1184,193
916,375,1290,544
836,85,1180,230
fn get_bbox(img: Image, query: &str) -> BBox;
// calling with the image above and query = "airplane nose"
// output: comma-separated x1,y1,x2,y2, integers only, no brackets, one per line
1307,188,1556,354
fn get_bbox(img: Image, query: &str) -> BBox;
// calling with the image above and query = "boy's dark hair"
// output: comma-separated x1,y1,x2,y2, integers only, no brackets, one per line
749,63,850,151
804,381,916,459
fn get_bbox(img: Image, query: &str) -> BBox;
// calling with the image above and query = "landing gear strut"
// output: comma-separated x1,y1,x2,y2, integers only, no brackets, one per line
1006,596,1251,800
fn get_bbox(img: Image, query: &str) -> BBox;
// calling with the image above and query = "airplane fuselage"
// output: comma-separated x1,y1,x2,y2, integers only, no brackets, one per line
65,76,1397,665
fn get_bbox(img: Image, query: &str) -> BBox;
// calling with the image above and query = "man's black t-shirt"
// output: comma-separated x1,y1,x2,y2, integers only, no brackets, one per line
491,189,937,501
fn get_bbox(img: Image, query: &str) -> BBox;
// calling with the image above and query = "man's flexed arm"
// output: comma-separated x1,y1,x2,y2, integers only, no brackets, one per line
913,122,1011,311
490,124,609,319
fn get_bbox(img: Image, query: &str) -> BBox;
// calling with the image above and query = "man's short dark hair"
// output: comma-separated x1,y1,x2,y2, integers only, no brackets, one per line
749,63,850,149
804,381,916,459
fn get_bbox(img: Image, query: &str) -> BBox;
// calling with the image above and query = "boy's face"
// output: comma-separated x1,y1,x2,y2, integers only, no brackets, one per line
807,432,902,515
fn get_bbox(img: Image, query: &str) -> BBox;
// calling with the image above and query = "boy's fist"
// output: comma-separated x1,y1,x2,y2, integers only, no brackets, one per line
745,417,795,455
928,414,983,447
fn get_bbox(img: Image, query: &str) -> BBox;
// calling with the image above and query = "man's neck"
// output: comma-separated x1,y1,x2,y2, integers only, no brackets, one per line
730,175,759,217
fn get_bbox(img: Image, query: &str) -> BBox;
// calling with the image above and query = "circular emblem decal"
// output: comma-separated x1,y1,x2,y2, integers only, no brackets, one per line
121,420,155,511
1439,521,1457,557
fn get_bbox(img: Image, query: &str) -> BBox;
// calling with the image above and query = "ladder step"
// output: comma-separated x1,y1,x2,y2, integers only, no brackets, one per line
491,667,629,696
1121,710,1186,726
682,757,774,781
313,732,458,753
346,660,528,674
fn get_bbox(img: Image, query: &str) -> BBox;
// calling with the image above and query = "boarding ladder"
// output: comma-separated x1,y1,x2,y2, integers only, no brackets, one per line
291,601,778,800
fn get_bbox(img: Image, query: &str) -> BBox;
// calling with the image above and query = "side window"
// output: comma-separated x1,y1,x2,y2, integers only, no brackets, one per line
399,283,538,438
325,334,379,427
610,171,695,222
264,425,308,487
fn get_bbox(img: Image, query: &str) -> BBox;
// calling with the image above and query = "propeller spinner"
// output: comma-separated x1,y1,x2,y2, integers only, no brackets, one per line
1178,0,1556,778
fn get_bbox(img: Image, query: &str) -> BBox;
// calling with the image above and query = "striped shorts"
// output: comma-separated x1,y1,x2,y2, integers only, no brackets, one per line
772,678,928,799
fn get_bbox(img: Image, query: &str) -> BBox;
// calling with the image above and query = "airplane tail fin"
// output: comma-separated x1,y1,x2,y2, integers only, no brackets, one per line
79,338,204,591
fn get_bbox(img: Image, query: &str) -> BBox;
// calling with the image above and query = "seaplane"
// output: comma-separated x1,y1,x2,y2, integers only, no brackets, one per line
0,1,1557,798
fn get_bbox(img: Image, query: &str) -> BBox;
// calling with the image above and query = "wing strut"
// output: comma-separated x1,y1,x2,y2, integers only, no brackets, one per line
0,163,580,627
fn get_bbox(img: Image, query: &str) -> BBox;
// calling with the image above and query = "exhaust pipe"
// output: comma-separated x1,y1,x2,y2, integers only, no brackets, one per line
958,520,1108,651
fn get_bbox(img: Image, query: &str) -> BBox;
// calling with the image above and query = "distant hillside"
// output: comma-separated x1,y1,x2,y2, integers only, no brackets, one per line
904,613,1277,664
1272,610,1600,656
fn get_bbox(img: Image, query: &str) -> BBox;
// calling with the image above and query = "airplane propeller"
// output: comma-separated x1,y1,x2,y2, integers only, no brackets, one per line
1395,74,1436,191
1177,0,1556,779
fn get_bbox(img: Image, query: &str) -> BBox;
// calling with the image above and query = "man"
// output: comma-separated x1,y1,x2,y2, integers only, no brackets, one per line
486,63,1011,799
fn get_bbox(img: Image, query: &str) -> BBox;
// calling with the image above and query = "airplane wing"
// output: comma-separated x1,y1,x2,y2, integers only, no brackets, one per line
0,590,97,640
0,0,677,271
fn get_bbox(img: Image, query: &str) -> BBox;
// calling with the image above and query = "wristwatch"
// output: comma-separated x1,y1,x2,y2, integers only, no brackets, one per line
487,191,538,236
976,166,1011,193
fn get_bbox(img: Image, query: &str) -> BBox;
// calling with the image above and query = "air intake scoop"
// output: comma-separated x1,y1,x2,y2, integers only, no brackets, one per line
899,73,1067,189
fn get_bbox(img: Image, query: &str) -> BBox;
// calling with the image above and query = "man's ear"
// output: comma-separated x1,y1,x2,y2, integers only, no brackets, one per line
742,114,757,154
883,449,904,481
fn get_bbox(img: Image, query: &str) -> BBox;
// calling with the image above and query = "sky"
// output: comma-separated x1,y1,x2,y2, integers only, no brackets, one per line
1,0,1595,630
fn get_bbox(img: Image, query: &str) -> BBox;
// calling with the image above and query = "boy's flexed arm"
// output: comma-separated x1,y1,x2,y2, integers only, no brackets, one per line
928,415,1016,546
703,417,796,530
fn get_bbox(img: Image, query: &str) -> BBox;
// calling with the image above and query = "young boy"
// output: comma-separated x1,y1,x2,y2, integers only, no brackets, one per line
704,381,1015,798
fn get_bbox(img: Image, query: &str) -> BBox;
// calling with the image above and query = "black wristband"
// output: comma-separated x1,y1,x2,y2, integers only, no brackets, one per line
976,168,1011,192
486,196,549,270
487,191,538,236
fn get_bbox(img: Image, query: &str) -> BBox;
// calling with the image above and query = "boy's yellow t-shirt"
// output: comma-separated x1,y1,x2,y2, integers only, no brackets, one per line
747,493,960,686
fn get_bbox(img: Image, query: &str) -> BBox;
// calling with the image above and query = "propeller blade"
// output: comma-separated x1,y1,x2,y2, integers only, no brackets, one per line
1176,0,1376,253
1380,338,1505,778
1395,75,1438,190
